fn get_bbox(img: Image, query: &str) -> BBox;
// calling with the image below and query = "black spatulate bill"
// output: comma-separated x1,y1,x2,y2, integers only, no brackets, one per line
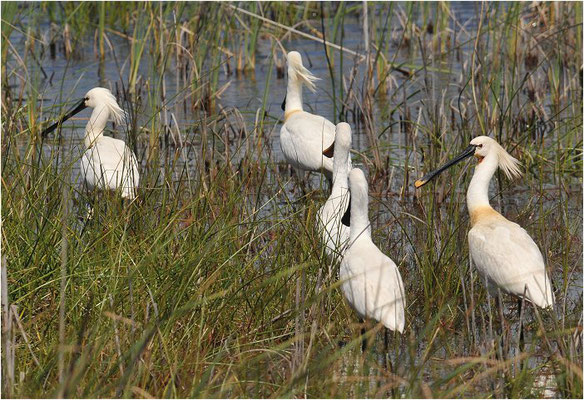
41,98,88,137
322,141,335,158
414,144,476,188
341,196,351,227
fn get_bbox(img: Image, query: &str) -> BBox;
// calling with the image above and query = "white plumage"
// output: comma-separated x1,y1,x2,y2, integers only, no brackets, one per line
340,168,406,333
468,215,554,308
43,87,139,200
465,137,553,308
280,51,351,176
81,139,139,199
317,122,351,257
79,88,139,199
416,136,554,309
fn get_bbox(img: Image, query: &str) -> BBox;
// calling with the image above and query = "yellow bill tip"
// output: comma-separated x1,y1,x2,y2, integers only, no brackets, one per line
414,179,425,188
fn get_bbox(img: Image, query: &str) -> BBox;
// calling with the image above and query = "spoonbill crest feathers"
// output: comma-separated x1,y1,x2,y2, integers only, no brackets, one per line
287,51,319,93
470,136,522,180
85,87,127,125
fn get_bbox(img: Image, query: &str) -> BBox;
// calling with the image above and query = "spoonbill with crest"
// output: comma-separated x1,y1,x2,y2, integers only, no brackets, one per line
415,136,554,309
42,87,139,201
280,51,351,177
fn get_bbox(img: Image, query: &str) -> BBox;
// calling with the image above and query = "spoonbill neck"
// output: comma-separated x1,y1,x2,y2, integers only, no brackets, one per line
284,75,304,115
84,105,109,148
332,147,350,191
349,183,370,242
466,152,498,216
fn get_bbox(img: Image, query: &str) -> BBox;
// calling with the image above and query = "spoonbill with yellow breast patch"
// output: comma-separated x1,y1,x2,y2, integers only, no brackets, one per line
415,136,554,309
280,51,351,176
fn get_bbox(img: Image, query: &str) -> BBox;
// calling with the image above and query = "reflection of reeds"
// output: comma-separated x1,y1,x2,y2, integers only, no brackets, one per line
1,2,582,398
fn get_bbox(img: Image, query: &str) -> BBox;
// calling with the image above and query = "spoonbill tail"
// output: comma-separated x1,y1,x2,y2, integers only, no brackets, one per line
280,51,351,176
318,122,352,258
415,136,554,309
340,168,406,333
42,87,139,200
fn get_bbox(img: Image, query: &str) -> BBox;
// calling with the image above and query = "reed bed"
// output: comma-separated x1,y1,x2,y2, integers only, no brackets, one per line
1,2,582,398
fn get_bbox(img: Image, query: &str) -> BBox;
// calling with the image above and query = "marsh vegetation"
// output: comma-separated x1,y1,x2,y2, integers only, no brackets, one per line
1,2,582,398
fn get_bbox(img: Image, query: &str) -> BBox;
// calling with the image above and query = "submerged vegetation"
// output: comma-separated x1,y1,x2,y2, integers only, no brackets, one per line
1,2,582,398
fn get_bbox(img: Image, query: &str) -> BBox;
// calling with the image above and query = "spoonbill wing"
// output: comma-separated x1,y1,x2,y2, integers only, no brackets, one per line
281,112,335,172
468,220,554,308
82,138,139,199
341,246,406,332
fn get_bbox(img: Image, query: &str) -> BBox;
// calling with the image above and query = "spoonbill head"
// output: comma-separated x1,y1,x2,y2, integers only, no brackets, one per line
415,136,554,309
281,51,319,113
279,51,350,176
41,87,139,201
42,87,126,138
317,122,352,258
339,168,406,333
415,136,521,188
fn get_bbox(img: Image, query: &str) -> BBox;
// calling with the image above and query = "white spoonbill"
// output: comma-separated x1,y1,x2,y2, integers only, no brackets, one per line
42,87,139,200
340,168,406,333
280,51,351,176
317,122,352,258
415,136,554,309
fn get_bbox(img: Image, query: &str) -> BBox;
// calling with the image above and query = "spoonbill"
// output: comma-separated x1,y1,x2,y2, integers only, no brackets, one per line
340,168,406,333
415,136,554,309
42,87,139,201
280,51,351,176
317,122,352,258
